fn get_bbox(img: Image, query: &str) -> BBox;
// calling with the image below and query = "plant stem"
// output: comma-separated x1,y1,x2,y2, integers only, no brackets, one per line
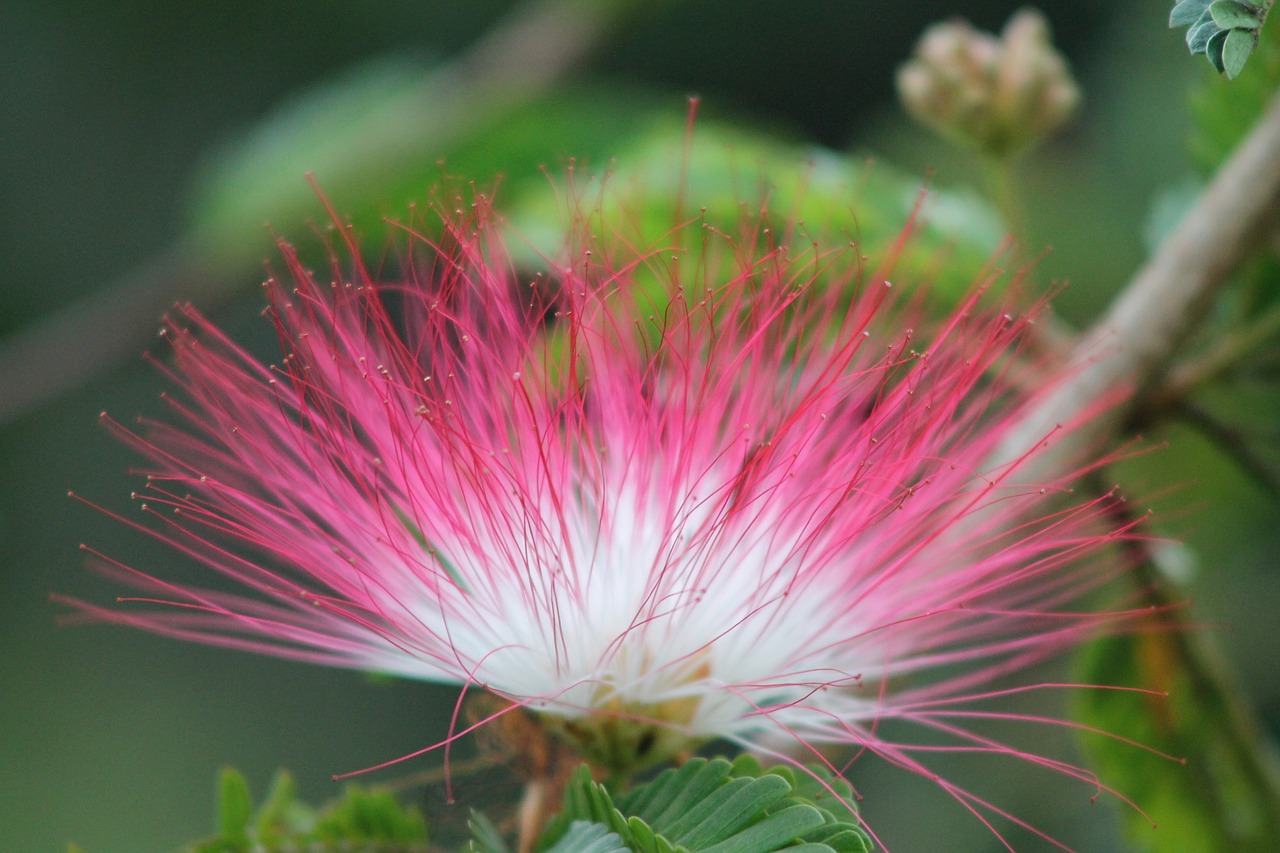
1152,299,1280,409
984,154,1030,266
992,80,1280,848
994,86,1280,479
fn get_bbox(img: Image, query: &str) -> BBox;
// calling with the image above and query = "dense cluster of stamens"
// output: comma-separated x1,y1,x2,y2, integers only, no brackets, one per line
63,189,1156,848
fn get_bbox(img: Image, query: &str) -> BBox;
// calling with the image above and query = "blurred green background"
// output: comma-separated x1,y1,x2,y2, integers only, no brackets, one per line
3,0,1278,850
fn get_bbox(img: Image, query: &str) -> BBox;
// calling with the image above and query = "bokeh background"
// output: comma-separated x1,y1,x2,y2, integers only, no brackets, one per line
4,0,1278,850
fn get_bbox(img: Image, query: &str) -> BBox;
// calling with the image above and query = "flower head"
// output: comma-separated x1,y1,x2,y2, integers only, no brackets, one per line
897,9,1081,160
67,186,1145,843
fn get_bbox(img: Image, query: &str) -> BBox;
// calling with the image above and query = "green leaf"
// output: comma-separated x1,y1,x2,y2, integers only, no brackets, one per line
698,805,827,853
540,757,872,853
468,810,513,853
181,766,429,852
197,72,1001,309
216,768,253,846
507,118,1002,381
1207,27,1231,71
186,63,674,270
1177,0,1269,75
1190,2,1280,169
1075,631,1280,852
186,59,1000,384
647,760,737,830
1223,26,1260,77
1209,0,1263,30
667,777,790,845
1189,16,1224,54
253,770,309,847
1172,0,1213,26
544,821,630,853
312,785,429,842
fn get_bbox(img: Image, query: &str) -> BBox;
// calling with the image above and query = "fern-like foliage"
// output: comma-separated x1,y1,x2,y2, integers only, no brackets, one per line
79,759,875,853
470,756,873,853
183,768,430,853
1171,0,1272,78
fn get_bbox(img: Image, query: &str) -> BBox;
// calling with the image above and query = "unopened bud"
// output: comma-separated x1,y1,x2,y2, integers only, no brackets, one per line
897,8,1080,160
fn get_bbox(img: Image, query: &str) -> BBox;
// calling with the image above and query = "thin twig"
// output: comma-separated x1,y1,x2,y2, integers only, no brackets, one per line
1153,299,1280,409
994,87,1280,478
0,0,641,425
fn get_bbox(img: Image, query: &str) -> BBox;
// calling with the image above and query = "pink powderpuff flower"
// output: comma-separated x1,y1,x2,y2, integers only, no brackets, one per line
64,187,1156,848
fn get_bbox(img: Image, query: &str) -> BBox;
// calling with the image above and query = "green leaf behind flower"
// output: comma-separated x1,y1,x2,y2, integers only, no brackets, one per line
186,55,999,303
508,118,1003,383
186,62,677,268
1075,631,1280,852
506,118,1002,303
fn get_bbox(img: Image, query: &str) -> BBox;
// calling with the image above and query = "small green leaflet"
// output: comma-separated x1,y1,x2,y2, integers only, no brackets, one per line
1170,0,1268,78
531,756,874,853
181,767,430,852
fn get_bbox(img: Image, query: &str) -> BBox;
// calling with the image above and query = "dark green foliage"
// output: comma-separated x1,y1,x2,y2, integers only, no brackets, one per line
1075,632,1280,852
1170,0,1269,78
1189,0,1280,171
530,756,873,853
180,768,430,853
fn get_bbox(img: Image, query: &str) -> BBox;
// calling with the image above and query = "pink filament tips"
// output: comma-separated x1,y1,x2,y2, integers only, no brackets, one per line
63,185,1155,847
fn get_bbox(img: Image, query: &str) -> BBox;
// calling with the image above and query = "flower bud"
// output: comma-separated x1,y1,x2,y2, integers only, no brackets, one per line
897,8,1080,159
